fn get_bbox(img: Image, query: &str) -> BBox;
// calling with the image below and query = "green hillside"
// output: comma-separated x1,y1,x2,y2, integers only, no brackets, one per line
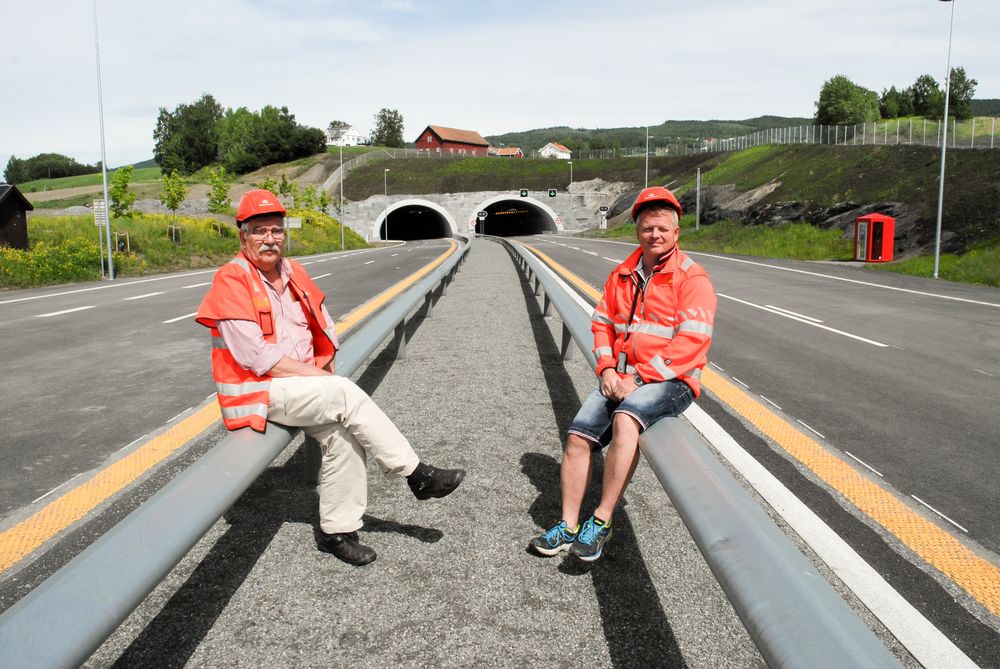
486,116,814,153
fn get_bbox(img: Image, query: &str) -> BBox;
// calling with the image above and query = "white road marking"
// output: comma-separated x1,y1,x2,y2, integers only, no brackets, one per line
844,451,884,477
583,250,598,256
732,377,750,389
36,306,95,318
796,419,826,439
123,292,164,301
0,268,219,306
690,252,1000,309
183,282,212,289
392,253,399,257
718,293,889,347
364,260,375,265
167,407,194,423
300,261,316,265
911,495,969,533
759,395,782,410
972,368,994,377
602,257,622,263
684,403,979,669
32,473,85,504
764,304,824,323
162,312,197,324
312,273,331,280
709,361,725,373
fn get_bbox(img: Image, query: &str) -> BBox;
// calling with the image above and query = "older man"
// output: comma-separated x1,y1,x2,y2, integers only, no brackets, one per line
196,189,464,566
530,186,716,562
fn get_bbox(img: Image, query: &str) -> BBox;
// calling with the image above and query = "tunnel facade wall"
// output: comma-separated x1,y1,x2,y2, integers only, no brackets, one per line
372,198,459,240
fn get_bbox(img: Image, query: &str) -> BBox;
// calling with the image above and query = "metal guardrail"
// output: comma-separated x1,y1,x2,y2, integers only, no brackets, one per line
502,239,902,669
0,238,470,669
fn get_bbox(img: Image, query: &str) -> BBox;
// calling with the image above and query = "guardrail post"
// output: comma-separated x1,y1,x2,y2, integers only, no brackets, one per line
533,277,541,296
542,294,552,319
423,292,435,318
560,323,575,360
395,319,407,358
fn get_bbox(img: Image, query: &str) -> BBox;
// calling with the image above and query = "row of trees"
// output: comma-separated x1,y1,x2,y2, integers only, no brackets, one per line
816,68,978,126
4,153,100,184
153,94,326,175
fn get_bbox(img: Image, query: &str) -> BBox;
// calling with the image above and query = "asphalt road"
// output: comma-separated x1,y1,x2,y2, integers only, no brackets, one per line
0,239,452,518
523,235,1000,554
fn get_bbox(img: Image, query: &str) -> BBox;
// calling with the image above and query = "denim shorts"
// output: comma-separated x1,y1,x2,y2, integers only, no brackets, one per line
567,379,694,447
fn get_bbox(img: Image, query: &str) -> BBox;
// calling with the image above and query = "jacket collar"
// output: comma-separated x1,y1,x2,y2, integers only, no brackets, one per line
617,246,681,277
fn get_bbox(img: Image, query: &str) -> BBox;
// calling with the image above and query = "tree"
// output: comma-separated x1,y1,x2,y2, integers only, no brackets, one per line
159,169,187,223
910,74,943,118
3,153,98,184
947,67,978,120
328,120,349,131
318,189,331,214
108,166,136,218
371,108,404,147
216,105,326,174
207,166,232,215
256,175,279,193
815,75,880,125
153,94,223,175
297,184,318,210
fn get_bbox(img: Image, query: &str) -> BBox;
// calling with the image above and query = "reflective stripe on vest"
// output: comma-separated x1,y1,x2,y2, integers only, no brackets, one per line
220,403,268,421
676,320,713,336
595,346,613,358
216,380,271,397
650,355,677,380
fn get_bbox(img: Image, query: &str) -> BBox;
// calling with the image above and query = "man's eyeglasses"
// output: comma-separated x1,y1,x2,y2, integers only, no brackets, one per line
246,226,286,239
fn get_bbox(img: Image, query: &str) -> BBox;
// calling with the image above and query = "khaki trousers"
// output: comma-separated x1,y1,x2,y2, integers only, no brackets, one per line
267,375,420,533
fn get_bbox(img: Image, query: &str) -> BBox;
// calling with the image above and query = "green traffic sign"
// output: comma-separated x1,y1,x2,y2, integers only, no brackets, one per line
548,189,557,197
519,189,528,197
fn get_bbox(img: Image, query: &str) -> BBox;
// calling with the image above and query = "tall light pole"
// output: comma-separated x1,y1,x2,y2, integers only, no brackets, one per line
645,126,650,188
92,0,113,280
567,161,573,225
339,142,345,251
383,168,390,246
933,0,956,279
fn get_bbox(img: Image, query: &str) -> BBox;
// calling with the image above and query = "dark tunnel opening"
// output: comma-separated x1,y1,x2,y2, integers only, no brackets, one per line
380,205,452,240
475,200,558,236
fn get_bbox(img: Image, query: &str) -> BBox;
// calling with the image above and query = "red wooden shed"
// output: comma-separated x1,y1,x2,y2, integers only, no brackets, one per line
415,125,490,156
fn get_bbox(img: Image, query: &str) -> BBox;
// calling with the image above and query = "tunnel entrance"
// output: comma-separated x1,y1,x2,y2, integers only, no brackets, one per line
474,198,560,236
376,199,456,240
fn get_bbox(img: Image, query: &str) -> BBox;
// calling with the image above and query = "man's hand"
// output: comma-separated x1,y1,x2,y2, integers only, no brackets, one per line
617,374,639,399
600,368,623,401
268,355,332,378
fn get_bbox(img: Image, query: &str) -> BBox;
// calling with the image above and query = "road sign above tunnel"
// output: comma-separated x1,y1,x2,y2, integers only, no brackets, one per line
548,189,557,197
519,189,528,197
477,211,488,220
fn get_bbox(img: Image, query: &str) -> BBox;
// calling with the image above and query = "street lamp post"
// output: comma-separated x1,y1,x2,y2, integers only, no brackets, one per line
567,161,573,225
383,168,390,246
933,0,956,279
91,0,113,280
339,143,345,251
645,126,650,188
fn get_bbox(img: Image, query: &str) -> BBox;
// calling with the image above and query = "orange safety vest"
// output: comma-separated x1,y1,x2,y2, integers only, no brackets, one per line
592,246,716,397
195,253,337,432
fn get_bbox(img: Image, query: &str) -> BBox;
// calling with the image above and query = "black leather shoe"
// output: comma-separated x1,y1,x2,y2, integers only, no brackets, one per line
316,530,376,565
407,462,466,500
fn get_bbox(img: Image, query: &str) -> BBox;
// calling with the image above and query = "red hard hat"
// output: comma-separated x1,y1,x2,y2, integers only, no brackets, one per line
631,186,682,221
235,189,286,225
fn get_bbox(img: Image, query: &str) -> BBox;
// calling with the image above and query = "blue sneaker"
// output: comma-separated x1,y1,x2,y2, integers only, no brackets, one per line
570,516,612,562
529,521,577,556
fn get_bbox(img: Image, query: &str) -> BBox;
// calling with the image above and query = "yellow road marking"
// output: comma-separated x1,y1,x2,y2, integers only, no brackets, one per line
524,242,1000,617
0,241,460,574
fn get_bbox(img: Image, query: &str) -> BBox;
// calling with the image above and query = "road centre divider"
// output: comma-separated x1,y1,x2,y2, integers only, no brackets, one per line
0,237,470,669
503,239,902,669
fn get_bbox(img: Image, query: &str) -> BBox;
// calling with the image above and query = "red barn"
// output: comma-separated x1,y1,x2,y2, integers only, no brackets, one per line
415,125,490,156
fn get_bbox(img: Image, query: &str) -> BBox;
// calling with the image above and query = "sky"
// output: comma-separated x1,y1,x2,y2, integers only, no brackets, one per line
2,0,997,172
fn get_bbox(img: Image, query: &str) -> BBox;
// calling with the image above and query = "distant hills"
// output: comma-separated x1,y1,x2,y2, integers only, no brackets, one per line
485,116,814,153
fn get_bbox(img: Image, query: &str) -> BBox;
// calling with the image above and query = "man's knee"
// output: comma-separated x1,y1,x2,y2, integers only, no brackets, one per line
564,433,593,458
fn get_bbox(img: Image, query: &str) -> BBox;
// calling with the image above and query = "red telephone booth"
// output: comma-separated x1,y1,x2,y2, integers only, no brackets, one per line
854,214,895,262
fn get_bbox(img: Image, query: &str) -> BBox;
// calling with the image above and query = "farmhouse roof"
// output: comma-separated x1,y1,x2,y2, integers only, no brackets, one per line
496,147,522,156
423,125,489,146
0,184,34,212
547,142,571,153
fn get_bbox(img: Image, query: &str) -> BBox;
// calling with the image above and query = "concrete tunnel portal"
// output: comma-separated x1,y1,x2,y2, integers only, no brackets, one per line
373,196,560,240
474,197,561,236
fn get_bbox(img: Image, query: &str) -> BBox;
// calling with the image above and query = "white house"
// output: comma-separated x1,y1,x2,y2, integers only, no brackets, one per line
537,142,572,160
326,124,365,147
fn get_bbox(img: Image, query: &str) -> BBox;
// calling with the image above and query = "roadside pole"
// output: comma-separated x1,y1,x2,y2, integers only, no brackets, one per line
695,168,701,230
91,0,113,279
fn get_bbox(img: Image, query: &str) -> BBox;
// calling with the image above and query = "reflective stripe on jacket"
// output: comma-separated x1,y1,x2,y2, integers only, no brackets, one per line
592,246,716,397
195,254,337,432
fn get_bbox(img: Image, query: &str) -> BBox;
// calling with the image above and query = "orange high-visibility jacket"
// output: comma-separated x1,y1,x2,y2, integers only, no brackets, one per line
592,246,716,397
195,254,337,432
